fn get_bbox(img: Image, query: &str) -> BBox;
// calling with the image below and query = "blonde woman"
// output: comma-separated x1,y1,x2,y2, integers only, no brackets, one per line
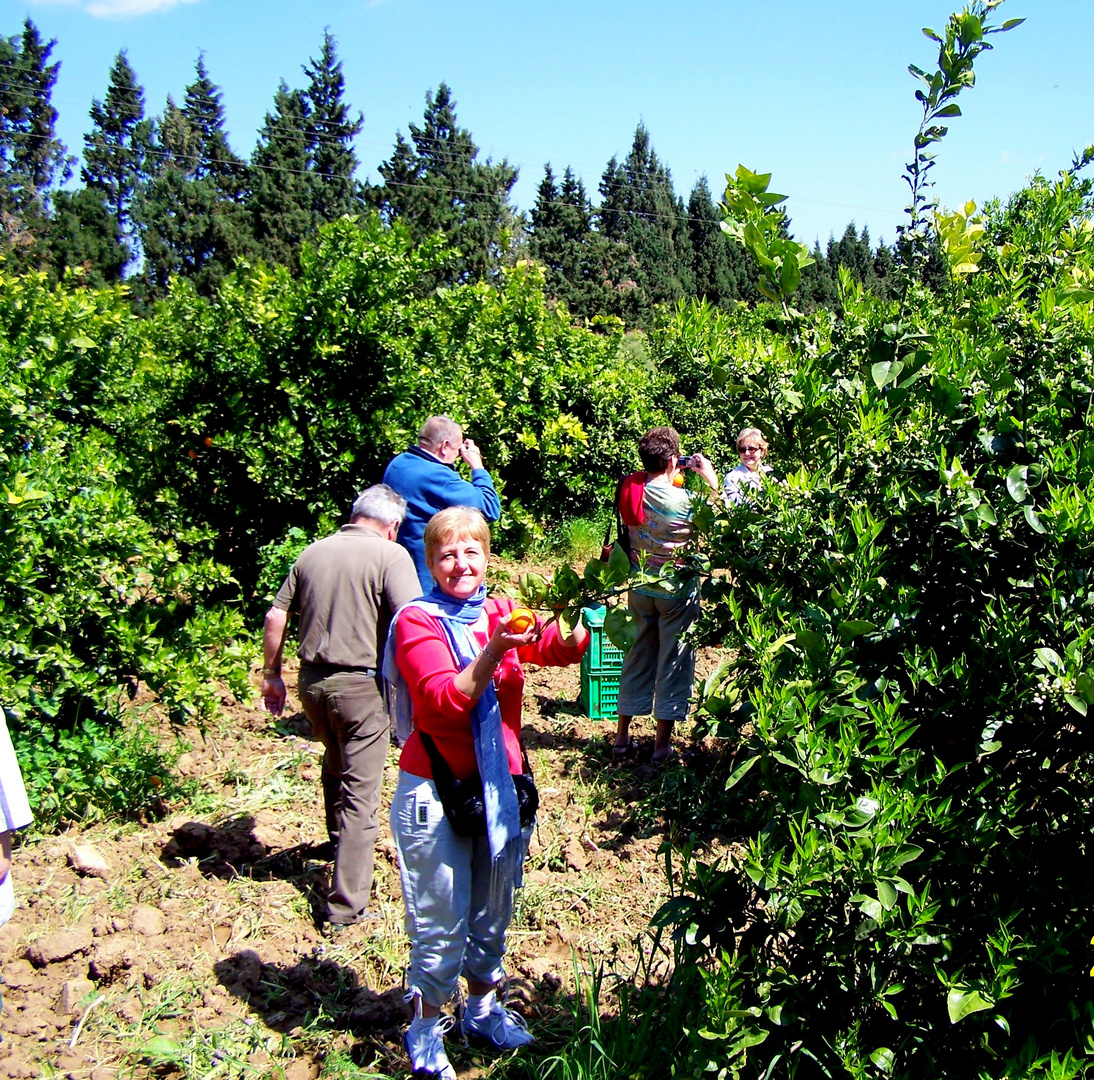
383,507,587,1078
723,427,772,506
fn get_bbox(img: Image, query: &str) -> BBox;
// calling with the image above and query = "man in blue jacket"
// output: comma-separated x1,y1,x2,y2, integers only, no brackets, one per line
383,416,501,592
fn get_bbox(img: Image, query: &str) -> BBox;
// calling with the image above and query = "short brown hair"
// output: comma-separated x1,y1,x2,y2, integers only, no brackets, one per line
638,426,680,472
424,506,491,564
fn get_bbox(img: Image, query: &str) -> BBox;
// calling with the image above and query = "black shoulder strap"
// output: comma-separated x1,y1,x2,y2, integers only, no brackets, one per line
422,729,532,782
418,731,457,788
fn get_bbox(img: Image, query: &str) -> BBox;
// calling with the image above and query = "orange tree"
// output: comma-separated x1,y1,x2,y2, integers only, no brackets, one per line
645,13,1094,1075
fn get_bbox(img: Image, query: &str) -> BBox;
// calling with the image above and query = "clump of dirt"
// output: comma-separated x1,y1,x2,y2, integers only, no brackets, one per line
0,634,732,1079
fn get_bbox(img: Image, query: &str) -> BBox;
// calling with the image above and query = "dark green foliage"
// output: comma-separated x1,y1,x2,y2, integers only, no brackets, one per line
598,124,695,326
528,164,617,319
249,82,315,268
136,59,254,297
0,20,68,221
101,217,659,588
302,30,363,224
646,152,1094,1080
688,175,760,308
82,50,153,270
45,187,127,286
375,82,519,284
0,269,253,827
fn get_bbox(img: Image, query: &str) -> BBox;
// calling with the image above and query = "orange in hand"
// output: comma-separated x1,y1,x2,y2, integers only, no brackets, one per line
509,607,537,633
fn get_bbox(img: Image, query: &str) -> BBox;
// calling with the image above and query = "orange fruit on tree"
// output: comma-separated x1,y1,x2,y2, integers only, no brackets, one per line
672,473,685,487
509,607,537,633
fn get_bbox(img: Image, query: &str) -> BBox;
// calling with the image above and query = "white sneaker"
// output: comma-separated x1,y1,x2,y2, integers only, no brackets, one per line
462,999,534,1049
404,1015,455,1079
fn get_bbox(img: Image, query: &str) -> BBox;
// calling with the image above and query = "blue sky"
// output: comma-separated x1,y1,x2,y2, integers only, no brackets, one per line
15,0,1094,247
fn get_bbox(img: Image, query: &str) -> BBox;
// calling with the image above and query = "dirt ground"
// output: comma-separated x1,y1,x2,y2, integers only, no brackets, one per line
0,599,730,1080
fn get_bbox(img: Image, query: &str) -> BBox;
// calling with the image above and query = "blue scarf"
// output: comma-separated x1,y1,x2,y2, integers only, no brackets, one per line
383,584,524,907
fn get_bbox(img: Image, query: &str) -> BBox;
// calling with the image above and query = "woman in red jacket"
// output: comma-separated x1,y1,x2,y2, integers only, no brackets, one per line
384,506,587,1079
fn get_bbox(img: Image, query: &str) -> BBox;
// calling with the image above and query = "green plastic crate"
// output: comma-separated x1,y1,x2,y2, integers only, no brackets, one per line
579,606,625,719
579,669,620,720
580,605,626,672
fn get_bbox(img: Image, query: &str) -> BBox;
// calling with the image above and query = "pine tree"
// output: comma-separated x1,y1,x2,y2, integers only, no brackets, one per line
872,239,896,299
596,124,694,326
375,82,518,283
82,51,153,270
135,59,253,296
800,240,839,311
687,175,763,309
0,20,69,235
248,82,314,268
303,30,363,223
528,164,615,319
46,187,127,286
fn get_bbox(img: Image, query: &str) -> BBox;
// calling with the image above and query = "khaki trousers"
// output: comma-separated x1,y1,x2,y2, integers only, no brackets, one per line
298,667,389,925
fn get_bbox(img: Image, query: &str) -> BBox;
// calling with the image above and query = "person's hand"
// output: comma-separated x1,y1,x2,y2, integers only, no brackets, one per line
691,452,718,491
489,610,540,656
460,439,485,471
262,674,286,715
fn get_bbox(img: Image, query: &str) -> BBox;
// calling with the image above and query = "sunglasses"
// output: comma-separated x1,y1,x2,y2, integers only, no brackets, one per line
738,445,764,454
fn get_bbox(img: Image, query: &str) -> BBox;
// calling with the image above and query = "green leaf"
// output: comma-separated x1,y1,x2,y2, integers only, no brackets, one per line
889,844,923,868
947,988,993,1024
607,541,631,579
1065,694,1087,716
870,1047,896,1074
871,360,899,388
604,604,636,652
143,1036,185,1060
877,880,898,910
68,335,96,350
726,755,760,790
1033,647,1063,672
1023,504,1046,533
934,104,962,118
1005,465,1028,503
794,629,826,663
838,619,877,641
853,894,883,921
1076,672,1094,703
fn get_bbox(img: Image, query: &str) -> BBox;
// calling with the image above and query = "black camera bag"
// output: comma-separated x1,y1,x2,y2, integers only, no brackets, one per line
419,731,538,837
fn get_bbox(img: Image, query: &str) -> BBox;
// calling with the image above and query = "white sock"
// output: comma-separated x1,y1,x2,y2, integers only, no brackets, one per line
408,1014,440,1034
465,990,495,1022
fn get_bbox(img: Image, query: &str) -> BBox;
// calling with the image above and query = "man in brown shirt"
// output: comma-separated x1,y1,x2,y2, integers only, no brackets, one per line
262,485,420,929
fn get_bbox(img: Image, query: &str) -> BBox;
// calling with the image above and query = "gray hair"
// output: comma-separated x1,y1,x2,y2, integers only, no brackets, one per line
351,484,407,526
418,415,462,451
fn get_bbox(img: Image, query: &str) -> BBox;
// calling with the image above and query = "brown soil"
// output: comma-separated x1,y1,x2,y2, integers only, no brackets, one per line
0,601,730,1080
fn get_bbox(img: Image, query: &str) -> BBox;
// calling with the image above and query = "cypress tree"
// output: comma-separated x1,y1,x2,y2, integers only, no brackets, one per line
82,50,153,269
135,59,253,297
303,30,363,223
46,187,127,286
249,82,314,267
0,19,69,254
688,175,763,309
375,82,518,283
529,164,615,319
596,124,694,326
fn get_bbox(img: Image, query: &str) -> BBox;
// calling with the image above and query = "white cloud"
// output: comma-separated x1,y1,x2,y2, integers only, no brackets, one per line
30,0,199,17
